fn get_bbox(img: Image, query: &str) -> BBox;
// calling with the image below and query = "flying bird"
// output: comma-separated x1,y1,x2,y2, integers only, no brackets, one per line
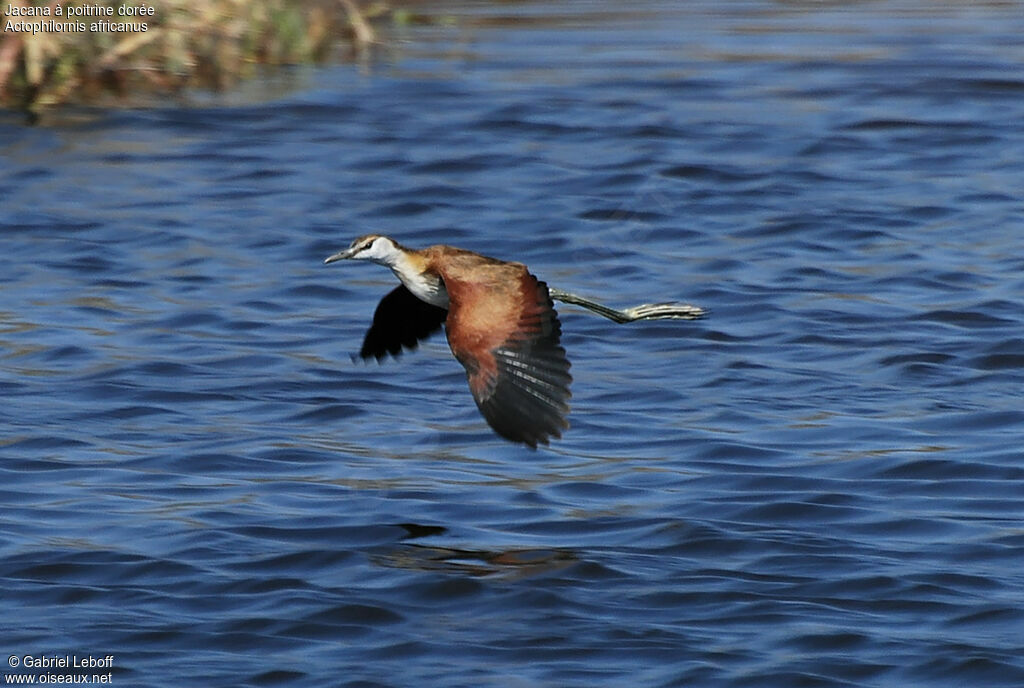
324,235,704,447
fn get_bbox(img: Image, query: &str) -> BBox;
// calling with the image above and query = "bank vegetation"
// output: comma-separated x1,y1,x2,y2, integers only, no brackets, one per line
0,0,394,114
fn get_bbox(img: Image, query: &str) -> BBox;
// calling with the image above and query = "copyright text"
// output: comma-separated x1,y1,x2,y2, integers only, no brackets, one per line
5,655,114,684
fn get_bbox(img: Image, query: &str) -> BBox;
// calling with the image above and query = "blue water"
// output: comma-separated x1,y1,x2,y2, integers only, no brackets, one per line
3,1,1024,686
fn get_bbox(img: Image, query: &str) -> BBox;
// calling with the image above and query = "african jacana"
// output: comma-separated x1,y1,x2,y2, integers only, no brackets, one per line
325,235,704,447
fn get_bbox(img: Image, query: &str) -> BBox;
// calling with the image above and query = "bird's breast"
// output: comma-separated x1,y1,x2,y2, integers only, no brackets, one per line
393,267,450,309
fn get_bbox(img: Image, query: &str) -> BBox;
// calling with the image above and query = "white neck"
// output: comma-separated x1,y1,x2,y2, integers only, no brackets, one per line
388,252,449,309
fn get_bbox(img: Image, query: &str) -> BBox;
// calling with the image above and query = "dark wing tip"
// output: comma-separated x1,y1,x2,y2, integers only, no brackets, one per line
473,339,572,448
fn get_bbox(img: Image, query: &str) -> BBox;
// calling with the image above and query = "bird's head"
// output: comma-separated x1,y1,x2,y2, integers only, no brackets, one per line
324,235,402,266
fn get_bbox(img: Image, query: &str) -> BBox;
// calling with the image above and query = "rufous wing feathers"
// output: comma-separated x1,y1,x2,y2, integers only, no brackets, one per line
455,278,572,447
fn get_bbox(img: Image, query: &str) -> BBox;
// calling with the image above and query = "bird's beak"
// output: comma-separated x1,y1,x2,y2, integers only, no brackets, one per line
324,247,357,264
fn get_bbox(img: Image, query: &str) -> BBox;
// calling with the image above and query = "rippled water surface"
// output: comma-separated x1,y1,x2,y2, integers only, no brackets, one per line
3,1,1024,686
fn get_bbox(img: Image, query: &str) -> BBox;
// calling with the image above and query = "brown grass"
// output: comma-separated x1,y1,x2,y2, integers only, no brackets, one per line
0,0,389,114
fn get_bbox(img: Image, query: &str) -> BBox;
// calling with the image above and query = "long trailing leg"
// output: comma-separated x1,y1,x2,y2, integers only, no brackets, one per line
548,287,705,324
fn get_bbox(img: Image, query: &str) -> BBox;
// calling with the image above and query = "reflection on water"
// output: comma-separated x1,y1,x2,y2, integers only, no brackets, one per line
375,543,578,580
3,1,1024,686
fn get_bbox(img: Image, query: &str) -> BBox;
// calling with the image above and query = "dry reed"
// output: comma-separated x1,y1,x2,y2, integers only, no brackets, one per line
0,0,390,114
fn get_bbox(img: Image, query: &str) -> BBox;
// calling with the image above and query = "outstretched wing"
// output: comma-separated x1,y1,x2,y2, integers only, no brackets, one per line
359,285,448,361
445,271,572,448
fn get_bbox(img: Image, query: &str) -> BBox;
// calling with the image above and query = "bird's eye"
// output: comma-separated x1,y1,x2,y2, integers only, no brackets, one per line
361,241,375,252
